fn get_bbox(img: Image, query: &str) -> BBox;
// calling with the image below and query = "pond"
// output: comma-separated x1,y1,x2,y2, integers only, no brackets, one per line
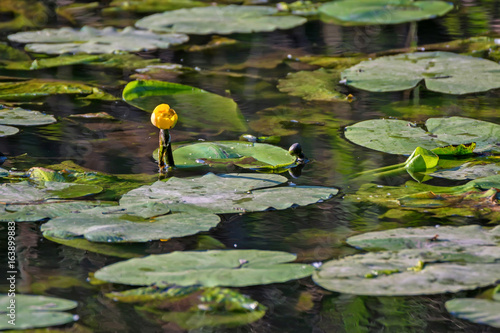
1,0,500,332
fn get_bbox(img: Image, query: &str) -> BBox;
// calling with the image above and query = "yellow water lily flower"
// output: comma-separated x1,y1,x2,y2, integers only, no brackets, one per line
151,104,178,130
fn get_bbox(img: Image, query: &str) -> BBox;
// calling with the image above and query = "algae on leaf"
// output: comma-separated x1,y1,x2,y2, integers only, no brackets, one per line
135,5,306,34
319,0,453,25
95,249,314,287
122,80,247,133
8,26,188,55
342,52,500,94
0,294,77,330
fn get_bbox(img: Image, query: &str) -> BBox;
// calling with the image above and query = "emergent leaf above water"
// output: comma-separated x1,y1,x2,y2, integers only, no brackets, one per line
319,0,453,25
341,52,500,94
94,249,314,287
344,116,500,155
313,225,500,296
135,5,307,34
8,26,189,54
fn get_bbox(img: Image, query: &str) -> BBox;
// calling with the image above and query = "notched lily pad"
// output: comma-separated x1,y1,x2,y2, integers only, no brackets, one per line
277,69,348,101
94,249,314,287
8,26,189,55
319,0,453,25
122,80,247,133
341,52,500,94
135,5,307,34
120,173,338,214
313,225,500,296
157,141,297,170
344,116,500,155
0,294,77,330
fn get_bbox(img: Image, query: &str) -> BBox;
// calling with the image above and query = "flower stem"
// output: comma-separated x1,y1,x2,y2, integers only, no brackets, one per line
158,129,175,173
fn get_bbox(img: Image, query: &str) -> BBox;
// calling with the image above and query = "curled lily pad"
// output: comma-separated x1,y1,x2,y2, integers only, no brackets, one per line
0,106,56,126
120,173,338,214
319,0,453,25
313,225,500,296
0,294,77,330
8,26,188,55
341,52,500,94
42,208,220,243
157,141,297,170
94,249,314,287
446,298,500,329
277,69,348,101
344,116,500,155
135,5,306,34
122,80,247,133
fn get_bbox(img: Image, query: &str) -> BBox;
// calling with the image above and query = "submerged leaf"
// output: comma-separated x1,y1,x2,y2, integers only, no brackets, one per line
341,52,500,94
8,26,188,55
277,69,348,101
0,294,77,330
94,249,314,287
136,5,306,34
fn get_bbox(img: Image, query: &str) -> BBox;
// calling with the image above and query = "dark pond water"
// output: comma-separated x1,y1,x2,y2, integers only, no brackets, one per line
1,0,500,332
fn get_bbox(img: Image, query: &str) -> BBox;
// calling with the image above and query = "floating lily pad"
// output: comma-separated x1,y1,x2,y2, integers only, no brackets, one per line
0,201,106,222
341,52,500,94
0,106,56,126
122,80,247,133
42,206,220,243
95,249,314,287
0,294,77,330
313,225,500,296
319,0,453,25
158,141,297,169
431,161,500,180
8,26,188,55
120,173,338,214
135,5,307,34
277,69,348,101
446,298,500,329
0,125,19,137
344,117,500,155
103,0,207,14
0,79,115,101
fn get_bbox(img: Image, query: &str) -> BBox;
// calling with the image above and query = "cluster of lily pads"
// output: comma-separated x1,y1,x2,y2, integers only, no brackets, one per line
1,0,500,331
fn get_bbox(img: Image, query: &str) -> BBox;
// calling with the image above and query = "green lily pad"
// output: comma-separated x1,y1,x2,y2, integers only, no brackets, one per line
344,116,500,155
42,207,220,242
446,298,500,328
0,106,56,126
0,201,106,222
135,5,306,34
319,0,453,25
0,125,19,137
103,0,207,14
313,225,500,296
8,26,189,55
431,161,500,180
277,69,348,101
120,173,338,214
0,294,77,330
122,80,247,133
341,52,500,94
0,79,115,101
94,249,314,287
0,181,102,204
158,141,297,169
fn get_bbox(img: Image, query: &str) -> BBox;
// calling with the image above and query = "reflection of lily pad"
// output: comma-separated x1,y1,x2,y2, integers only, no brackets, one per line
8,26,188,55
0,294,77,330
277,69,347,101
313,225,500,296
122,80,247,133
344,117,500,155
95,249,314,287
136,5,306,34
159,141,297,169
446,297,500,329
341,52,500,94
0,106,56,126
319,0,453,25
120,173,338,214
42,209,220,243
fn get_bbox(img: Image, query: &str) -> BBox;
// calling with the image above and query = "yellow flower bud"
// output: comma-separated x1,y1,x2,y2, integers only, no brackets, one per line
151,104,178,129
